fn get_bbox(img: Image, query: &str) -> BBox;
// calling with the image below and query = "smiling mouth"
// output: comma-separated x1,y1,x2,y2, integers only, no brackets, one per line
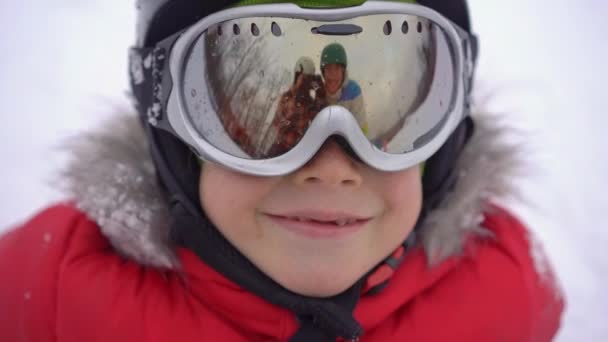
274,215,367,226
265,214,371,239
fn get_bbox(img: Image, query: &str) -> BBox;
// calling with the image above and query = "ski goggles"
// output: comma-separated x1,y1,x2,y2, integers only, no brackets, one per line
129,1,477,176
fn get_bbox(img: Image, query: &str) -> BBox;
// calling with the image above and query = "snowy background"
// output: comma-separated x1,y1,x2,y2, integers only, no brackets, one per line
0,0,606,340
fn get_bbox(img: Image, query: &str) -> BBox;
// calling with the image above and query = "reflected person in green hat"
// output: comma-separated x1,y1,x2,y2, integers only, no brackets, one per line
321,43,369,135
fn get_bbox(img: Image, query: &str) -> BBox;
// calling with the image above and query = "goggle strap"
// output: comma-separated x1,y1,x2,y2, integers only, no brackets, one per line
460,31,478,114
129,31,183,131
466,33,479,94
129,46,161,123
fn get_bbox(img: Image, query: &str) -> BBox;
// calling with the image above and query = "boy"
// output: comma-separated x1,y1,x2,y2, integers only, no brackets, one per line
0,1,564,341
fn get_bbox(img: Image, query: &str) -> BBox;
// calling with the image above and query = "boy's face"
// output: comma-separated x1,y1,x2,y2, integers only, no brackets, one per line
323,64,345,96
200,141,422,297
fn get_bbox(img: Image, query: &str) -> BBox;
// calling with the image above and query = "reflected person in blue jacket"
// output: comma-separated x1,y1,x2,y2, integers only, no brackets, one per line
320,43,369,136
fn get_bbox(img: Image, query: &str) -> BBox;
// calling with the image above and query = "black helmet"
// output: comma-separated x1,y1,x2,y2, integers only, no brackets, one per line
135,0,473,48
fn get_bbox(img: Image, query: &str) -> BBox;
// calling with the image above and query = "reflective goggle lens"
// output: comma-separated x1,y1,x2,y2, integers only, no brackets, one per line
181,14,456,159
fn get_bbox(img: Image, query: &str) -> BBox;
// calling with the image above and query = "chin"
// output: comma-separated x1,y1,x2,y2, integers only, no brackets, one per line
276,267,363,298
287,281,354,298
327,87,339,95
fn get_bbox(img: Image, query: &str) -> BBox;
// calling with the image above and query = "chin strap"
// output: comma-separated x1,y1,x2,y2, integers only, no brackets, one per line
362,231,417,295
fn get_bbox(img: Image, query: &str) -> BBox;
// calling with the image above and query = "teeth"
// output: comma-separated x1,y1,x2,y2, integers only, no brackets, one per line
287,216,359,225
335,218,348,226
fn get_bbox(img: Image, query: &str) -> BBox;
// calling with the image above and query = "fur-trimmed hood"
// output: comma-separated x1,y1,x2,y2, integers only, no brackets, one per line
60,108,522,269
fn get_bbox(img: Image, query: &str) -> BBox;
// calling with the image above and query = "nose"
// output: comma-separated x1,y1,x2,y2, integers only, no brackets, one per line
291,140,363,187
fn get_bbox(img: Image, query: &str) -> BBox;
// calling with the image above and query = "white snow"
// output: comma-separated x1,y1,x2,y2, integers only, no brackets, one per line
0,0,606,340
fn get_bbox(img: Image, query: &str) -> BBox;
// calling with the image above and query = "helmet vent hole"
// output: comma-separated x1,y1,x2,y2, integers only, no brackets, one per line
233,24,240,35
383,20,392,35
251,23,260,36
217,25,223,36
402,21,409,34
417,22,423,33
271,22,282,36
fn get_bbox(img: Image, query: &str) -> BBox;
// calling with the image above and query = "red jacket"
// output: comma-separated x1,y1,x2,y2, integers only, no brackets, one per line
0,204,563,341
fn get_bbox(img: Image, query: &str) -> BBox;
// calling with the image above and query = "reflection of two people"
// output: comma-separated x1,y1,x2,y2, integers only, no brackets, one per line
269,43,369,156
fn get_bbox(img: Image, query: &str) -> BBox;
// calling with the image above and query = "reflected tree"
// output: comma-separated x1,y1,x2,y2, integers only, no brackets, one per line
204,23,290,157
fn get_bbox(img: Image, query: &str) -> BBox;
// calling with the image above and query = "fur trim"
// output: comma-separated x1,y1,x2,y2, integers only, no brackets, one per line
59,107,522,269
59,116,177,268
420,109,524,265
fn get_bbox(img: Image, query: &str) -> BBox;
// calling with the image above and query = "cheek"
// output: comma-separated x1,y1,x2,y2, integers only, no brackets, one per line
199,164,275,236
201,167,239,216
379,168,423,224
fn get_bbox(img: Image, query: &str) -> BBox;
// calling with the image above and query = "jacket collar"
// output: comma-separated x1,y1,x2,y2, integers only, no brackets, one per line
175,231,462,339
